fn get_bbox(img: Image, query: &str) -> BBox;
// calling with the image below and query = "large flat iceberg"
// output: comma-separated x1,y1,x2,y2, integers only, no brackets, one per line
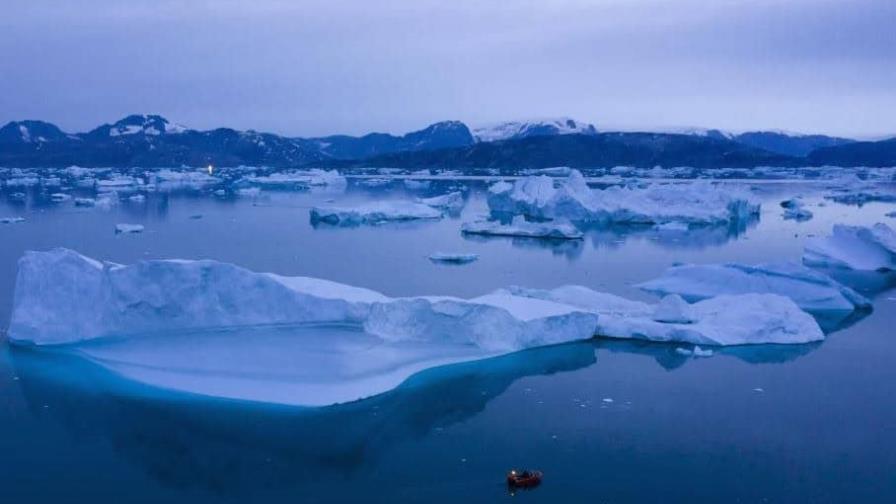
803,223,896,271
461,216,583,239
487,170,759,225
7,250,826,406
310,201,444,226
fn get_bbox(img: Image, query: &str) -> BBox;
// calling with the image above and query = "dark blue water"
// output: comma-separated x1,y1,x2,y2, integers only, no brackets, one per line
1,179,895,502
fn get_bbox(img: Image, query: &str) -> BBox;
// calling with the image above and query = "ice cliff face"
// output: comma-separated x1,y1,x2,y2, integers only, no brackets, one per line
8,249,387,345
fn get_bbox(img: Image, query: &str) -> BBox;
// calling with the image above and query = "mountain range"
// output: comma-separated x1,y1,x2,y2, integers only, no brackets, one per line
1,114,893,169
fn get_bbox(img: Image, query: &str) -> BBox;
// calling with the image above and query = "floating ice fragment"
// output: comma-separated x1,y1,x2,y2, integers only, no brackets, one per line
803,223,896,271
311,201,443,226
428,252,479,264
461,216,583,240
114,224,144,234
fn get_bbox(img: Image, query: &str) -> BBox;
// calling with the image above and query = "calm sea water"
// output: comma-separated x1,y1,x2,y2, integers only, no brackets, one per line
1,179,895,503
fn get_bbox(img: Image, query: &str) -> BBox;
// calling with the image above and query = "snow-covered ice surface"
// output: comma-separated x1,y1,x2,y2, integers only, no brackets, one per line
638,262,871,317
803,223,896,271
506,286,823,346
487,170,759,226
461,216,583,239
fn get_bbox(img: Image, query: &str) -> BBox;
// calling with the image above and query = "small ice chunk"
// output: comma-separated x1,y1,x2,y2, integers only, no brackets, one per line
115,223,144,234
461,216,583,240
418,191,465,212
74,198,96,207
404,179,431,190
428,252,479,264
50,193,71,203
128,194,146,203
780,199,813,221
1,216,25,224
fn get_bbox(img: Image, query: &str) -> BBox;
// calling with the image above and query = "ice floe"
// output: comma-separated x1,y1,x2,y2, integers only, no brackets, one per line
310,201,444,226
637,262,871,316
417,191,465,213
1,216,25,224
461,216,583,240
487,170,759,225
803,223,896,271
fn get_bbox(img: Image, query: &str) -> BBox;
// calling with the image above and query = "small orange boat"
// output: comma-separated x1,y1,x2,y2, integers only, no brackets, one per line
506,469,543,488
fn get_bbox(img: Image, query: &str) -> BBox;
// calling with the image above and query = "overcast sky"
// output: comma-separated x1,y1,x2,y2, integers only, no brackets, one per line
1,0,893,138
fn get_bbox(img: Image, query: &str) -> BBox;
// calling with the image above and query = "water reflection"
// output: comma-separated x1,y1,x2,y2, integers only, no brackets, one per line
7,341,595,496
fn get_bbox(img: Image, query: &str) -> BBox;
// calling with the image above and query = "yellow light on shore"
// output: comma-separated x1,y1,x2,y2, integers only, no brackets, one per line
207,164,214,175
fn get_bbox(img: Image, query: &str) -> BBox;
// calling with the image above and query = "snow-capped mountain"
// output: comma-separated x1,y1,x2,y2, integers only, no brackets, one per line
86,114,188,139
472,118,597,142
0,120,71,144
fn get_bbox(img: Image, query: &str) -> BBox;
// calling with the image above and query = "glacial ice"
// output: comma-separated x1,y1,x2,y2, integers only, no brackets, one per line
506,286,824,346
461,216,584,239
803,223,896,271
238,169,346,190
487,170,759,225
8,249,388,345
7,250,830,405
310,201,444,226
637,262,871,315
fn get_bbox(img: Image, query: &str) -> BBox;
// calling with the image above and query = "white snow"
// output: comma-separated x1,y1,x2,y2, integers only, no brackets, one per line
487,170,759,225
114,223,144,234
311,201,444,225
803,223,896,271
428,252,479,264
461,216,583,239
637,262,871,315
472,118,596,142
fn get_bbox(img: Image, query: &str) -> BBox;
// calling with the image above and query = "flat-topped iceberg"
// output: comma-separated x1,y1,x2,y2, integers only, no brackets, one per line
310,201,444,226
237,169,346,190
114,223,144,234
461,216,583,239
505,286,823,346
637,262,871,315
487,170,759,225
803,223,896,271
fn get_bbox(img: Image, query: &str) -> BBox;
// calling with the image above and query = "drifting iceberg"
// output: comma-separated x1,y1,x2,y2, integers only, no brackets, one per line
637,262,871,315
238,169,346,190
417,191,465,213
487,170,759,225
461,216,583,239
1,216,25,224
310,201,443,226
114,223,144,234
506,286,823,346
8,250,830,406
428,252,479,264
780,199,813,221
803,223,896,271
